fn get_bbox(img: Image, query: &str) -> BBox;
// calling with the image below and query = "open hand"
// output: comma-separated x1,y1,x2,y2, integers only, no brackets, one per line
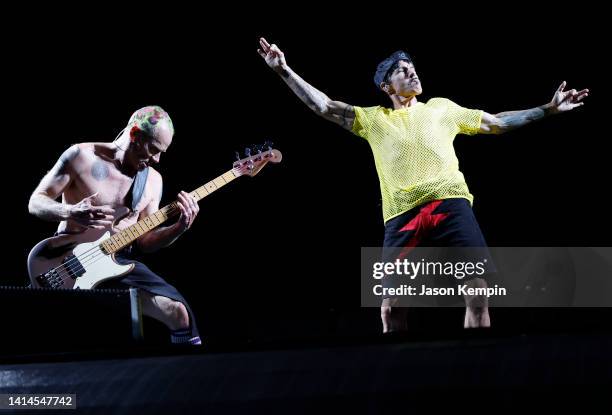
550,81,589,113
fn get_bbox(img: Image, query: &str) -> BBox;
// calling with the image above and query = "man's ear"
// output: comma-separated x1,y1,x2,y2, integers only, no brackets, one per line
129,126,141,143
380,82,393,95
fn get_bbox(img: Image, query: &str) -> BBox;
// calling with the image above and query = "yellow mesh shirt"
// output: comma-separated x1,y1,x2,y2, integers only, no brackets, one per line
352,98,483,223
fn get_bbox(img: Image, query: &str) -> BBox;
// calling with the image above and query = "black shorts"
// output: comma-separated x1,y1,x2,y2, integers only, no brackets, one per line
384,198,489,248
381,198,495,297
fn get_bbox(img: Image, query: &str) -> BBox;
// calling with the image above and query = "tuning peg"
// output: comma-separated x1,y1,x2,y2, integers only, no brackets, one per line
235,151,241,161
245,147,251,157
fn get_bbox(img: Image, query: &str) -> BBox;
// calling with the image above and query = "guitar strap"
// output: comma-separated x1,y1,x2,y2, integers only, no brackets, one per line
128,167,149,211
117,167,150,255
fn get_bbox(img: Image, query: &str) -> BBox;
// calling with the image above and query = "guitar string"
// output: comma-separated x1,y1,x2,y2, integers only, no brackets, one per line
47,176,236,272
43,206,181,286
40,165,248,286
50,191,204,273
49,203,180,277
43,205,181,286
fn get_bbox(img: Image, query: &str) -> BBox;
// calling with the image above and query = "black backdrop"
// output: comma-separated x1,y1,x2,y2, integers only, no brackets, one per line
3,7,607,340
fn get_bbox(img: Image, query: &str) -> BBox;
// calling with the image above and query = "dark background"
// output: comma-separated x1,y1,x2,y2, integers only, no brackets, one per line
2,7,607,341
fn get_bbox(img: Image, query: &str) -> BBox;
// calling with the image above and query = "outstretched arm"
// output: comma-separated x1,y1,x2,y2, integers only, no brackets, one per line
258,37,355,131
479,81,589,134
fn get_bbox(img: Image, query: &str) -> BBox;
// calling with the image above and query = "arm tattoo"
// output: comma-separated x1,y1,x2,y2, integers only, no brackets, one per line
55,146,80,174
341,105,354,127
29,146,79,221
497,107,546,132
279,67,329,113
91,160,110,181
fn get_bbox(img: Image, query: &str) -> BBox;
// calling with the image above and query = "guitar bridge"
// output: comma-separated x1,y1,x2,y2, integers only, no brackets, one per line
36,254,86,289
36,269,63,288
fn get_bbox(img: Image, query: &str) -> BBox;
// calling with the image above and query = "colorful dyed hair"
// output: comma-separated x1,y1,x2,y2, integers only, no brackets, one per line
127,105,174,137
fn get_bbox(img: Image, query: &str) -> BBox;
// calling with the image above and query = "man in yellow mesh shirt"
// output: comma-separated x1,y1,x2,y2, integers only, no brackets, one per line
258,38,588,332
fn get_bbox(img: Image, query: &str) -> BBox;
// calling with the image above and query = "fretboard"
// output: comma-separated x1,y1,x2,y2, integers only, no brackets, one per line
101,169,238,254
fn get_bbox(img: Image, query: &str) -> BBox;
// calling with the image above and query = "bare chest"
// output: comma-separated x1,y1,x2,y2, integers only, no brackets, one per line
66,159,152,226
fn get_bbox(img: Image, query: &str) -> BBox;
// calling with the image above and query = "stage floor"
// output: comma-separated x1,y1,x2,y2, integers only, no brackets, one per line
1,330,611,413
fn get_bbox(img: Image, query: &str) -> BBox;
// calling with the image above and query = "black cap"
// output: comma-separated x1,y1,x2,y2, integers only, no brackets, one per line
374,50,412,88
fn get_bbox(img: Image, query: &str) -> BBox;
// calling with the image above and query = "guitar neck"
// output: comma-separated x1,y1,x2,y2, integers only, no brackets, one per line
101,169,238,254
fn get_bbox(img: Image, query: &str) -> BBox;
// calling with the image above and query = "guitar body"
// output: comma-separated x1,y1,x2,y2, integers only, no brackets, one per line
28,228,134,290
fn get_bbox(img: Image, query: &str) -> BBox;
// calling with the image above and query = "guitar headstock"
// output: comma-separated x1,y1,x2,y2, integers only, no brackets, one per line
232,141,282,177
